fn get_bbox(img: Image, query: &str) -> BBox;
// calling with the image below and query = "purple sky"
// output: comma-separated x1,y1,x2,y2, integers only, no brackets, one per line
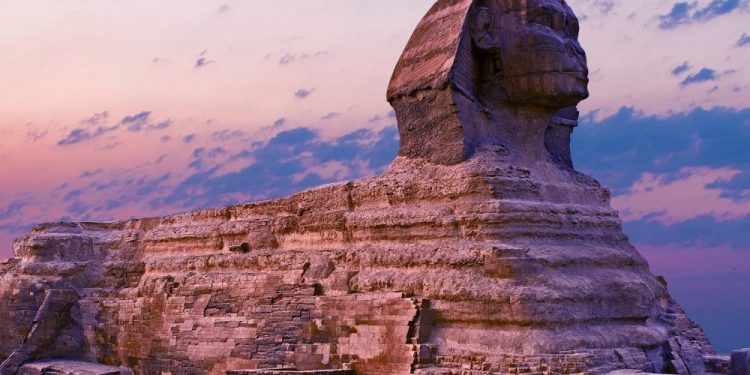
0,0,749,353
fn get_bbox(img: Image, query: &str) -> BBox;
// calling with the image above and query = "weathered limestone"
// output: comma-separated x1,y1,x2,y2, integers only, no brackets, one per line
0,289,79,375
705,355,732,375
0,158,716,374
17,359,132,375
0,1,722,374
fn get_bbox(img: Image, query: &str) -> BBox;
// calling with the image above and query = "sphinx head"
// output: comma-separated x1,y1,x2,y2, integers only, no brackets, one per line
387,0,590,166
470,0,589,109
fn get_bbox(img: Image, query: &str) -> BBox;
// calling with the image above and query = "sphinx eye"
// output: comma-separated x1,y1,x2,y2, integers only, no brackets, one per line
530,8,553,28
530,7,563,31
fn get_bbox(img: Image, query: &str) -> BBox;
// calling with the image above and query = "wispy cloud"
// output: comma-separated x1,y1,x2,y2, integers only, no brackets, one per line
195,50,213,68
58,124,119,146
150,120,172,130
212,129,246,141
80,169,103,178
0,198,34,236
592,0,616,15
322,112,340,120
681,68,718,86
659,0,745,29
659,2,694,29
216,4,230,14
272,118,286,128
57,110,171,146
82,111,109,127
195,58,211,68
122,111,151,131
294,88,315,99
672,61,691,76
693,0,743,21
737,33,750,47
26,129,48,143
278,51,329,66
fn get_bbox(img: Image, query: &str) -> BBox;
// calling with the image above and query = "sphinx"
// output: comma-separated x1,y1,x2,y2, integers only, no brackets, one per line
0,1,717,375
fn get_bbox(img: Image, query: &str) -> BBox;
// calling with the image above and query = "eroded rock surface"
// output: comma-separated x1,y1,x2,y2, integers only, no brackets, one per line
17,359,131,375
0,1,717,374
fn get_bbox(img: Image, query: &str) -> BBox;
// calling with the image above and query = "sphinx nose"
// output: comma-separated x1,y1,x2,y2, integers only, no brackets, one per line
564,41,588,74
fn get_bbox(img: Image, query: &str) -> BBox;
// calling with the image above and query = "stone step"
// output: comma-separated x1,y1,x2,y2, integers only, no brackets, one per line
17,359,132,375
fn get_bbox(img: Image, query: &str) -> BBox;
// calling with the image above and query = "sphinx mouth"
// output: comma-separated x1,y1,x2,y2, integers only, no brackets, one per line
561,71,589,81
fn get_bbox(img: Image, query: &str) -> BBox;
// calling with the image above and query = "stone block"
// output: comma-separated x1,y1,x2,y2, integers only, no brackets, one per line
18,359,132,375
704,355,731,374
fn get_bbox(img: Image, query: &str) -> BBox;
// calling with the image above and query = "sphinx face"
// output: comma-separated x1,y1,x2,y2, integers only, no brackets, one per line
471,0,589,109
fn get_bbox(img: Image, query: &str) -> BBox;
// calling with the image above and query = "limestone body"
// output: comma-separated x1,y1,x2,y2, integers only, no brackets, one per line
0,1,718,374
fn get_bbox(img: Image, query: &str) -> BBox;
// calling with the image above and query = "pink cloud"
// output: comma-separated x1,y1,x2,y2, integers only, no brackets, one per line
612,167,750,225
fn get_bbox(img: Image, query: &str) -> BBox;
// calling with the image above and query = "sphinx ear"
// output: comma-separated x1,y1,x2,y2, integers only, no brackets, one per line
470,7,501,53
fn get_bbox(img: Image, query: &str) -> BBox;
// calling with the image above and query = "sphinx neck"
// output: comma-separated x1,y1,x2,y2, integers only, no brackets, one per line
390,87,577,171
464,99,561,167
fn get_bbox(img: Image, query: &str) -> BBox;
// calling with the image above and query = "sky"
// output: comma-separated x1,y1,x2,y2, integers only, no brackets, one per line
0,0,748,353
